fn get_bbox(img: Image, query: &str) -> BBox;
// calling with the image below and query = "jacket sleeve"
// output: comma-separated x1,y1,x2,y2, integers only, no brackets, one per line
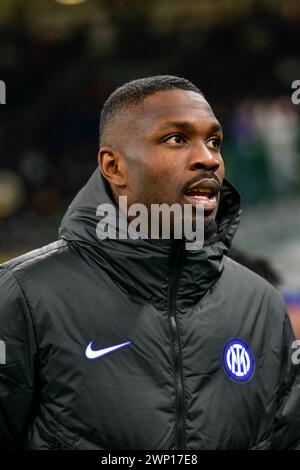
0,266,37,449
271,312,300,449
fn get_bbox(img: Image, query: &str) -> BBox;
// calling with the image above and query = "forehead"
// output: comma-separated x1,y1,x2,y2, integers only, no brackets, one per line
130,89,218,129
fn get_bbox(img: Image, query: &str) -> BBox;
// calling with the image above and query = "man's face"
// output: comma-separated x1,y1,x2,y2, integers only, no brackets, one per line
101,89,225,236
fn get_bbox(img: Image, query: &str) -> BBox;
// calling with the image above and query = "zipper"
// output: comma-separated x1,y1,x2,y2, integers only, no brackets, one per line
167,239,186,450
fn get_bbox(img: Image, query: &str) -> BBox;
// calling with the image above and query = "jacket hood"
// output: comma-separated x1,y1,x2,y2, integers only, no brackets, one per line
59,168,242,308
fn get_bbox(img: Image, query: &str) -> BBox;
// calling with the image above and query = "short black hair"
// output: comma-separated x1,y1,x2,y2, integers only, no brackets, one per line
99,75,204,145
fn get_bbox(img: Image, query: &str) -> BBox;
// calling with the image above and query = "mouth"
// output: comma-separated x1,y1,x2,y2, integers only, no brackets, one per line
183,178,220,214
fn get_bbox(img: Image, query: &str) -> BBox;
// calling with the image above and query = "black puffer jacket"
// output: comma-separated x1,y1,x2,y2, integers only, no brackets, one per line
0,168,299,450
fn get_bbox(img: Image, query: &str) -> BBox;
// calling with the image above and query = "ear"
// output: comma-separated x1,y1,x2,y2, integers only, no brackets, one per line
98,147,127,188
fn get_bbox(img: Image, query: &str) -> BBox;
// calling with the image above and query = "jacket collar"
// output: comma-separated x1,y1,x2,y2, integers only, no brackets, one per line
59,168,242,308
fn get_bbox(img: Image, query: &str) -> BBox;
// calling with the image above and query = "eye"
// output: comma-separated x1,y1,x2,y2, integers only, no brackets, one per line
207,136,222,150
164,134,186,145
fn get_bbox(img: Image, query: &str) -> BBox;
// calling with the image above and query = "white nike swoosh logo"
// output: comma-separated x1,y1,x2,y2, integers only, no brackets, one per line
85,340,132,359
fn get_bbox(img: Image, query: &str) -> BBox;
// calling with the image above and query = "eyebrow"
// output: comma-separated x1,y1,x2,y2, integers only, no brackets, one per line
156,120,223,134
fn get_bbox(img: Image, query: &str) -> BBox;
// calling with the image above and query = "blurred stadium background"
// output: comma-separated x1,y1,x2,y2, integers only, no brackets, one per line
0,0,299,325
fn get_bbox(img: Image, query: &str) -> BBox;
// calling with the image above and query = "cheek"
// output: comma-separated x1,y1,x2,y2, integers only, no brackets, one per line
146,162,180,197
143,170,174,197
136,166,178,204
218,157,225,179
136,156,174,186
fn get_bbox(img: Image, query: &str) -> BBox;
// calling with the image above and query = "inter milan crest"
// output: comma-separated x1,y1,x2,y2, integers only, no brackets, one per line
222,337,255,384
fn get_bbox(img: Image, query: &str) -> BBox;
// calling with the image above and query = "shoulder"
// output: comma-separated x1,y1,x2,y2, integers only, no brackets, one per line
223,255,286,316
0,240,73,308
2,239,68,274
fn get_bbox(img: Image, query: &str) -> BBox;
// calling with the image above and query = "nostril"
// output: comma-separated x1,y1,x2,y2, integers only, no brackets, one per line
193,162,219,171
193,162,206,170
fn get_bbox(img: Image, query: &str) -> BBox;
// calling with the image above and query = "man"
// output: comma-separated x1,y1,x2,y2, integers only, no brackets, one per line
0,75,299,450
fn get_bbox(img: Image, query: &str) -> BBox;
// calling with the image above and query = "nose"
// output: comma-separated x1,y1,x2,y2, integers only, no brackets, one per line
189,144,221,172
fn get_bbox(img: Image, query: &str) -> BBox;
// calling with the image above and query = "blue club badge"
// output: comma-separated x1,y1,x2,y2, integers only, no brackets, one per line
222,337,255,383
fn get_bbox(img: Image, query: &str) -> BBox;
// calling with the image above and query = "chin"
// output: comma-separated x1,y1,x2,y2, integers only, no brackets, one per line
204,217,218,239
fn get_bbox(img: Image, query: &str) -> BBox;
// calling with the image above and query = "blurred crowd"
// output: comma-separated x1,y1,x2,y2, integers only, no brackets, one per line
0,0,299,333
0,0,299,251
226,96,300,204
1,94,299,221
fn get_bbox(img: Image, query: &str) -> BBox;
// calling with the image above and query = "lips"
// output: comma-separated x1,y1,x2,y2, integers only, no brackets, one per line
183,178,220,213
